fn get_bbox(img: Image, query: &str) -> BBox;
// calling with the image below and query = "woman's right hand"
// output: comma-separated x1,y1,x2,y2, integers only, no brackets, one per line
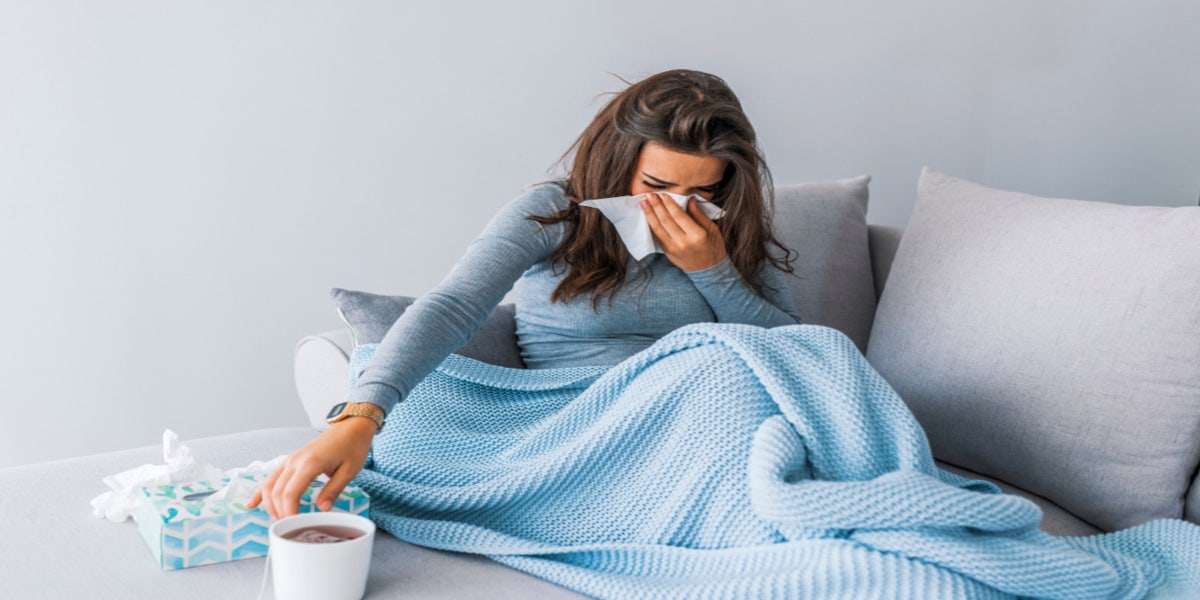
247,416,376,520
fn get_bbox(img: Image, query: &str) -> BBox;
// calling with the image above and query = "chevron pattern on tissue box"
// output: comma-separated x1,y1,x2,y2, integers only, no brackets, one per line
135,474,370,570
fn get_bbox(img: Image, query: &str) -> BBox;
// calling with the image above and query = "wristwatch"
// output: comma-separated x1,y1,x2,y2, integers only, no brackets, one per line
325,401,386,433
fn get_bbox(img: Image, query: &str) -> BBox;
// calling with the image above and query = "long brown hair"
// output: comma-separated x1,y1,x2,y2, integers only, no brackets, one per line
531,69,796,310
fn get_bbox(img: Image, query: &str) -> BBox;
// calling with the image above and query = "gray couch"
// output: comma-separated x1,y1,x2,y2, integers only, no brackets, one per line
4,169,1198,598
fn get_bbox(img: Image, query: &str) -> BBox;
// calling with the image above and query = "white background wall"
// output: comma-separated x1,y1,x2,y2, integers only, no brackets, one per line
2,1,1197,469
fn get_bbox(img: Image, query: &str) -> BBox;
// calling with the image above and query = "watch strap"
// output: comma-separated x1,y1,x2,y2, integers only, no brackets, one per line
328,402,386,433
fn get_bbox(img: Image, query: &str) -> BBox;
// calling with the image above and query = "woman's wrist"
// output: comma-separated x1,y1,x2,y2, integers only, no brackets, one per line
681,251,727,273
330,415,379,440
683,254,733,275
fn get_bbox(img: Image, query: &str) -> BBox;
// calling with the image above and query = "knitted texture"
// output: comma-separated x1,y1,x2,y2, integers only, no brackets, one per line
349,323,1200,599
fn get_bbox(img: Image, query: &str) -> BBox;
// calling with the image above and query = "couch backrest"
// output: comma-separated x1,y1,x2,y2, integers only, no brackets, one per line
867,225,903,303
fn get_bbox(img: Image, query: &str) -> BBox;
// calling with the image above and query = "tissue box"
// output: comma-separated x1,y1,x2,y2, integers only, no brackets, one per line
135,474,370,570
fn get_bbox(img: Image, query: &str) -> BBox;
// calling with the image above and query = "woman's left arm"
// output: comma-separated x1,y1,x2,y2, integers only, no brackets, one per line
685,257,803,327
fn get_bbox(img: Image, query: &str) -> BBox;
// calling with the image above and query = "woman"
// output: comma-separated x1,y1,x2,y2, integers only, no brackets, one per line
249,70,1196,598
249,69,801,520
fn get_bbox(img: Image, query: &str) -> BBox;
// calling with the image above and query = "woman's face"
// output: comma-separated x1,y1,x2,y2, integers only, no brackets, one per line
629,142,727,201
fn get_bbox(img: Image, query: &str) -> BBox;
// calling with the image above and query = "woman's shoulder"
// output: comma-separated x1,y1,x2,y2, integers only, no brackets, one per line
478,182,572,242
508,181,572,215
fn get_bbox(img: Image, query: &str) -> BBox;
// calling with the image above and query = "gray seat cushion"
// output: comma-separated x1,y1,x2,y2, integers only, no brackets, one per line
935,461,1099,537
0,428,579,599
867,167,1200,531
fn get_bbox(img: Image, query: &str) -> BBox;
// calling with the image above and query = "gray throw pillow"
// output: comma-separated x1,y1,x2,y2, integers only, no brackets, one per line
329,288,526,369
866,167,1200,531
771,175,876,352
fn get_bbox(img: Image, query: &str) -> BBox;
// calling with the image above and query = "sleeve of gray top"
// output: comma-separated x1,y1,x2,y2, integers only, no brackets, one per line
684,256,803,327
346,186,565,414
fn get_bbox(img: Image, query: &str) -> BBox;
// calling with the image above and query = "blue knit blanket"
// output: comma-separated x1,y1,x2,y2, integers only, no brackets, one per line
349,323,1200,599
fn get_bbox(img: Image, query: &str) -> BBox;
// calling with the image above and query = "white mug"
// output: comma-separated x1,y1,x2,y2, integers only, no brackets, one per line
267,512,376,600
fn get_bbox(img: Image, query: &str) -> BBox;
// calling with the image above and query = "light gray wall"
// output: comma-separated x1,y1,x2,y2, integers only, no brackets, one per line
2,1,1197,469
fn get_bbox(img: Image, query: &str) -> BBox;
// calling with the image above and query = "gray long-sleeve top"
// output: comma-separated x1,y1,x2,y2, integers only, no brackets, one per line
348,183,802,415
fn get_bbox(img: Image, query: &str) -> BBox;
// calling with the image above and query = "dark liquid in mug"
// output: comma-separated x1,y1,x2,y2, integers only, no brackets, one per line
281,525,365,543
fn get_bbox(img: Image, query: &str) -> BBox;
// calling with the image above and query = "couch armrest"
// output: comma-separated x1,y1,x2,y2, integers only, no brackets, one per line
294,328,354,430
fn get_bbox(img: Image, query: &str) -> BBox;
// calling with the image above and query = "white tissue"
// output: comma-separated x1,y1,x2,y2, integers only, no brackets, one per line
206,469,265,502
213,455,289,504
89,429,287,523
579,192,726,261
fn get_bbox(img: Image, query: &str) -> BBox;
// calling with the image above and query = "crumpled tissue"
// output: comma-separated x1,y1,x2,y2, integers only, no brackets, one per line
89,429,286,523
579,192,725,260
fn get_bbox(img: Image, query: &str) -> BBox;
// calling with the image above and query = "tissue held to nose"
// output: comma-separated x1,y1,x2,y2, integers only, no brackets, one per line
579,192,725,261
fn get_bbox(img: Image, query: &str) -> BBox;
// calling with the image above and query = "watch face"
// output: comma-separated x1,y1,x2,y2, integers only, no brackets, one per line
326,402,348,420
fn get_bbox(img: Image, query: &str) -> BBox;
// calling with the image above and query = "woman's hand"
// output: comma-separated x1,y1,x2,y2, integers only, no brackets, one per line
641,193,726,272
247,416,376,520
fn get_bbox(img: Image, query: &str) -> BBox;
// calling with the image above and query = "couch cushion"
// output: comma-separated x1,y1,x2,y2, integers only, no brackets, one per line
771,175,877,352
866,167,1200,532
330,288,525,368
935,461,1100,537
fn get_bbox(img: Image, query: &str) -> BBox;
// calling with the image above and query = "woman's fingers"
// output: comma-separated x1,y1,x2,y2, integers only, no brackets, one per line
643,197,669,245
649,194,692,239
246,480,265,508
642,194,689,245
248,463,283,519
263,462,296,520
686,197,718,231
279,461,321,518
643,194,712,247
640,194,727,272
659,195,706,237
258,459,323,520
249,418,376,521
320,464,358,511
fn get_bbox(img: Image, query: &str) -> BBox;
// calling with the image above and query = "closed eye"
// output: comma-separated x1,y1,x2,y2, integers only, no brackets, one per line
642,180,720,195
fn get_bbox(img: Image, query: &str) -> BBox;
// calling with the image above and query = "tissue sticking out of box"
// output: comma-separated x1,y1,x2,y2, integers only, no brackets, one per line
89,429,288,523
206,473,260,502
